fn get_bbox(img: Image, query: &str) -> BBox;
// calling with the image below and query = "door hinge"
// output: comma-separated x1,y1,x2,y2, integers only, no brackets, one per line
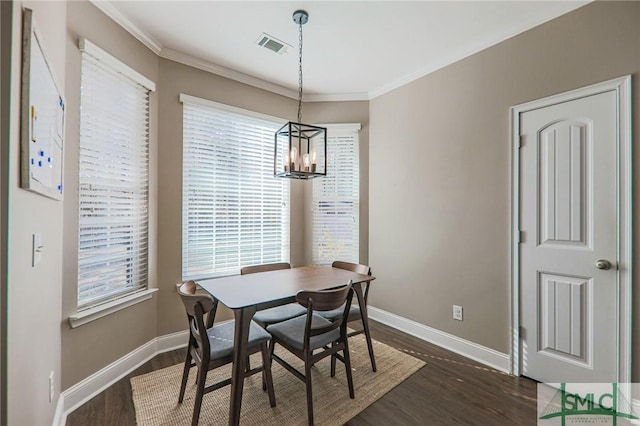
518,135,524,148
519,326,526,339
516,230,523,244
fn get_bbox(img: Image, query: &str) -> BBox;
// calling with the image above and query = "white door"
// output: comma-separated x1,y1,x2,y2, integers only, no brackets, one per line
519,88,620,383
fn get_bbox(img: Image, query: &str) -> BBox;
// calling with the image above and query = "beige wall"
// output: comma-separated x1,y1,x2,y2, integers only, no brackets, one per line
7,2,66,424
0,2,12,424
369,0,640,374
60,1,160,389
9,1,639,423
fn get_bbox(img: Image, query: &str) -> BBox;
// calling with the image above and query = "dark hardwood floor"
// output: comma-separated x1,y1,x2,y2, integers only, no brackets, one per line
65,321,538,425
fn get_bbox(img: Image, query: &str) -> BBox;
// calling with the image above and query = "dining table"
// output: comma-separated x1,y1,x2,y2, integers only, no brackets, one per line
196,264,376,426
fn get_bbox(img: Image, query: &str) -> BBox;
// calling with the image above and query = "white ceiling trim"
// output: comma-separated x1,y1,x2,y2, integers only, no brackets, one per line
90,1,369,102
162,48,368,102
93,1,584,103
160,48,300,100
368,6,584,99
89,0,162,54
304,93,369,103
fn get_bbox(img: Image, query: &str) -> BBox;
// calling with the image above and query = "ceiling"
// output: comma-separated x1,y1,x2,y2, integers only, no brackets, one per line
94,1,588,101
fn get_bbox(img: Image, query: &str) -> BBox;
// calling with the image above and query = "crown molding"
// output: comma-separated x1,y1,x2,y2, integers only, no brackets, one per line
304,92,369,103
89,1,162,54
89,1,369,102
369,3,588,99
161,48,369,102
160,47,300,100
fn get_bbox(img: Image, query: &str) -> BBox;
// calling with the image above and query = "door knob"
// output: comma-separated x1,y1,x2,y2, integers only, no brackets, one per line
595,259,611,270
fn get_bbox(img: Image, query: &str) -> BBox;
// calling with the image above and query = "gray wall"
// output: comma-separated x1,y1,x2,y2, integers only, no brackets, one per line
7,2,66,424
1,2,13,425
369,0,640,375
6,1,639,424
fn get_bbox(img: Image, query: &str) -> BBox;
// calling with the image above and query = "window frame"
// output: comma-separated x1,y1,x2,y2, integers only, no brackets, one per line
311,123,361,265
74,38,155,316
180,94,291,280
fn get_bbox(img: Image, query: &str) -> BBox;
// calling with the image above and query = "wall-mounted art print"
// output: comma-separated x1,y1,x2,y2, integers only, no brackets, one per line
20,7,65,200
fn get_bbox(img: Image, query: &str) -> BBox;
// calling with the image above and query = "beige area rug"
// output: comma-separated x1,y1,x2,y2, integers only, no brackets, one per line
131,335,425,425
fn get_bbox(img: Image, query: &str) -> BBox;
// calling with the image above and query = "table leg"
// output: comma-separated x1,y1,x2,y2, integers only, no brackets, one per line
353,282,377,372
229,306,256,426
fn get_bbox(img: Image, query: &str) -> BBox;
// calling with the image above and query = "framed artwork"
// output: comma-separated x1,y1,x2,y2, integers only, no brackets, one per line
20,7,65,200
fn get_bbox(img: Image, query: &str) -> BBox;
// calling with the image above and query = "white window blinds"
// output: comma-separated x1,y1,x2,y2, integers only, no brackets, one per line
181,95,290,279
77,39,154,310
312,124,360,264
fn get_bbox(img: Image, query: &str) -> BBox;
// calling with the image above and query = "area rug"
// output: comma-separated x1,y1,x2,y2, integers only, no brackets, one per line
131,335,425,425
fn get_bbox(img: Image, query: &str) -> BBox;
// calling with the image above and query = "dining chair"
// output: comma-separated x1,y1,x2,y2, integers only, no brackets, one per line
177,281,276,426
240,262,307,327
318,261,377,372
267,282,355,426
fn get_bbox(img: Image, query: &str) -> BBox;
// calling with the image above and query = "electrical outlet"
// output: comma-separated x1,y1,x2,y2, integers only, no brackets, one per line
453,305,463,321
49,371,54,403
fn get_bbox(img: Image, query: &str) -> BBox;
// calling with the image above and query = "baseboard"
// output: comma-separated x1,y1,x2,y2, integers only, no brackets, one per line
52,392,65,426
368,306,510,373
61,330,189,418
157,329,189,354
632,399,640,424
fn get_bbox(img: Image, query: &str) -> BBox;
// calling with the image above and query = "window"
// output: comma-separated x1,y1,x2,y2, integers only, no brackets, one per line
181,95,290,279
312,124,360,264
77,39,155,310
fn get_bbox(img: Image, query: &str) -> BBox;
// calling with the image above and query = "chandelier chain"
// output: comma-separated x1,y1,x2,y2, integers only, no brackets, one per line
297,20,303,124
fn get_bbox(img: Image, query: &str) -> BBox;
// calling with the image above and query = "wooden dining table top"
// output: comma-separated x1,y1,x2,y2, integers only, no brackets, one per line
196,265,375,310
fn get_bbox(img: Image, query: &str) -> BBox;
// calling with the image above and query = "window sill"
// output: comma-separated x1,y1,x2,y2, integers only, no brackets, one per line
69,288,158,329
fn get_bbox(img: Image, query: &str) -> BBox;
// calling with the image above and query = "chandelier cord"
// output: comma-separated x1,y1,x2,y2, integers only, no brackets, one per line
297,19,303,124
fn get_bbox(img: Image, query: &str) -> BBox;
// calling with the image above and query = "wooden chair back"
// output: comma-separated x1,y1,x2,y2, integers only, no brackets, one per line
240,262,291,275
332,260,373,304
177,281,218,363
296,282,353,340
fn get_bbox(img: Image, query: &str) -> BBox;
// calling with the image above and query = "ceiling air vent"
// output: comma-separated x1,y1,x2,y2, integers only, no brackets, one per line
255,33,292,55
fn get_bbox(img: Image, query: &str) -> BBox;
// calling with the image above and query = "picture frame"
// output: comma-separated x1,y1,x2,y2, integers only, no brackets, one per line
20,7,65,200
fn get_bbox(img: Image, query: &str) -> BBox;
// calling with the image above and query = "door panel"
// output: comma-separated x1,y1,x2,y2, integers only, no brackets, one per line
538,120,590,247
538,273,590,365
520,90,617,383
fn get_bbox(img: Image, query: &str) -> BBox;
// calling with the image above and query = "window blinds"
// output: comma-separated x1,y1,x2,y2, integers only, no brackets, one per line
181,96,290,279
77,40,153,310
312,126,360,264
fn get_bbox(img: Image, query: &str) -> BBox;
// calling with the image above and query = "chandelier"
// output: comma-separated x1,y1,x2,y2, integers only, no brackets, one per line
274,10,327,179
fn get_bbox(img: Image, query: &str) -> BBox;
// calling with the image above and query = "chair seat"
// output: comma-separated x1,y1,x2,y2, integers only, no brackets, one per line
253,303,307,326
208,320,271,360
267,314,340,352
318,304,360,322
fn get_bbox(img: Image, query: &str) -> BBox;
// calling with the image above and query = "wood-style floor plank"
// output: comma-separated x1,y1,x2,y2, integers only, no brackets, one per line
65,321,538,425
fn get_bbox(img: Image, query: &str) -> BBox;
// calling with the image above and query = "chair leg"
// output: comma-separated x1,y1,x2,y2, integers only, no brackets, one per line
361,317,377,372
260,341,276,407
246,355,251,373
191,366,207,426
304,358,314,425
178,349,192,403
330,342,337,377
343,340,355,399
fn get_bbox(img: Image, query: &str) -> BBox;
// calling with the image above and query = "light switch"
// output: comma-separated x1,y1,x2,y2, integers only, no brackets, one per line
32,233,43,267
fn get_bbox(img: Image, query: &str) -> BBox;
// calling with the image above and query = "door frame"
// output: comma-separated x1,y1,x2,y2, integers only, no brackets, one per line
509,75,632,383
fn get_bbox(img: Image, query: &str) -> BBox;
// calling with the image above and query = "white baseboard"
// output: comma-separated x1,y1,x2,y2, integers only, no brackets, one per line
61,330,189,418
368,306,510,373
52,392,65,426
631,399,640,424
